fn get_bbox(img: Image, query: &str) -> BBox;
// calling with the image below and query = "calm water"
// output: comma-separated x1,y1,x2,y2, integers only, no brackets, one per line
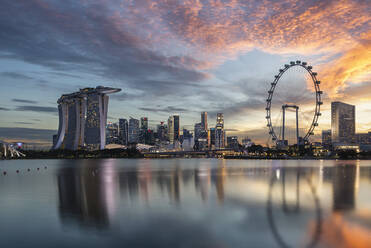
0,159,371,248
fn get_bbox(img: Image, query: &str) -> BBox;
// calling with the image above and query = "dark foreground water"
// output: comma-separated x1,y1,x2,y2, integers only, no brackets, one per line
0,159,371,248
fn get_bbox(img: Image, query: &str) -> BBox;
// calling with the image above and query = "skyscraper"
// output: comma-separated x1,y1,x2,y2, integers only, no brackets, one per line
173,115,180,142
194,123,203,142
331,102,355,143
140,117,148,130
216,113,224,127
201,112,208,131
139,117,149,143
53,86,121,150
209,127,216,148
227,136,239,150
157,122,166,142
128,118,140,143
106,122,119,144
201,112,209,146
168,115,180,144
215,113,225,149
194,122,208,150
119,118,129,145
322,129,332,148
168,116,174,143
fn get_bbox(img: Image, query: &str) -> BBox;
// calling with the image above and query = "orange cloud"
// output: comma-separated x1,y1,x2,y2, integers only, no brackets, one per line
320,32,371,96
144,0,370,94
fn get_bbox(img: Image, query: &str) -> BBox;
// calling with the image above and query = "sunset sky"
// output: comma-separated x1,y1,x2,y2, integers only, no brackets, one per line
0,0,370,145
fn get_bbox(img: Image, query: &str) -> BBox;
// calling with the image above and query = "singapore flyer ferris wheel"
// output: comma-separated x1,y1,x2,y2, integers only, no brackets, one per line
265,60,323,147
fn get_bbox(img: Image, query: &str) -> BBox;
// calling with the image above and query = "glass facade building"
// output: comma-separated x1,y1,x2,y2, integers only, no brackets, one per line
331,102,355,143
168,115,180,144
128,118,140,143
119,119,129,145
215,113,225,149
322,129,332,148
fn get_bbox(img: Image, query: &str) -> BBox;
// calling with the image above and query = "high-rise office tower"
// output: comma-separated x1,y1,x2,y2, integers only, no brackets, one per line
194,122,208,150
322,129,332,148
140,117,148,130
168,115,180,144
201,112,209,146
168,117,174,143
209,127,216,148
106,122,119,144
216,113,224,127
157,122,166,142
201,112,208,131
227,136,239,149
215,125,225,149
181,128,193,151
53,86,121,150
128,118,140,143
331,102,355,143
215,113,225,149
173,115,180,141
139,117,149,143
194,123,203,142
119,118,129,145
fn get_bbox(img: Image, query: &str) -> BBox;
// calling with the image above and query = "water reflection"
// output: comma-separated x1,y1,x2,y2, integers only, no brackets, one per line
320,161,371,248
332,162,357,211
58,160,117,229
50,159,371,247
267,168,322,248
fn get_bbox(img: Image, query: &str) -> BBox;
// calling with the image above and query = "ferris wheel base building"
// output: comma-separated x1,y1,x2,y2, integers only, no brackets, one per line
52,86,121,151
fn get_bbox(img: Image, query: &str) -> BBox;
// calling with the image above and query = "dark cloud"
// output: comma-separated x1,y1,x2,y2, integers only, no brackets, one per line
126,79,206,98
110,92,143,101
0,107,10,111
0,1,207,99
12,98,38,104
139,106,189,113
0,71,33,80
0,127,56,142
14,105,57,113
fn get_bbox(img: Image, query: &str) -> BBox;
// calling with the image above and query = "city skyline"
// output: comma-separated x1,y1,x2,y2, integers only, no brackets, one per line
0,0,370,146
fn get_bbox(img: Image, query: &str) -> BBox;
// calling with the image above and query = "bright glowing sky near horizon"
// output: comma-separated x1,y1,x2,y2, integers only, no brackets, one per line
0,0,370,145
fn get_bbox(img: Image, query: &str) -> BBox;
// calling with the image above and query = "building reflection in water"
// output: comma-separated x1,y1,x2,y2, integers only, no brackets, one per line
332,162,357,211
56,159,371,247
194,167,211,202
57,159,117,229
214,164,226,204
320,161,371,248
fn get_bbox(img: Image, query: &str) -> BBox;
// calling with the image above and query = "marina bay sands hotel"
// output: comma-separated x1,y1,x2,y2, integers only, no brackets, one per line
53,86,121,150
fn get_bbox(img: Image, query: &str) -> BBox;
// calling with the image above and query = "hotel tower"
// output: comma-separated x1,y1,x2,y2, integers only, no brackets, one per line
53,86,121,150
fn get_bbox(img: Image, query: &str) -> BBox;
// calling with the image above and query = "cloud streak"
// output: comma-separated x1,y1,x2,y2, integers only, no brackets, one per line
14,105,57,113
139,106,190,113
12,98,38,104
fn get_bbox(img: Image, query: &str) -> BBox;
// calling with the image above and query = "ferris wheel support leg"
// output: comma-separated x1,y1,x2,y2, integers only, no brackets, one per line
296,107,299,149
282,106,285,141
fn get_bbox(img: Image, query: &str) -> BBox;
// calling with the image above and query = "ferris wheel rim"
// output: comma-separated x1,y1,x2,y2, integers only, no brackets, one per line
265,61,322,143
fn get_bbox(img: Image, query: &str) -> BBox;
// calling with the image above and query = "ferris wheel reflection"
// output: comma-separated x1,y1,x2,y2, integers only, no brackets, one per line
267,168,322,248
